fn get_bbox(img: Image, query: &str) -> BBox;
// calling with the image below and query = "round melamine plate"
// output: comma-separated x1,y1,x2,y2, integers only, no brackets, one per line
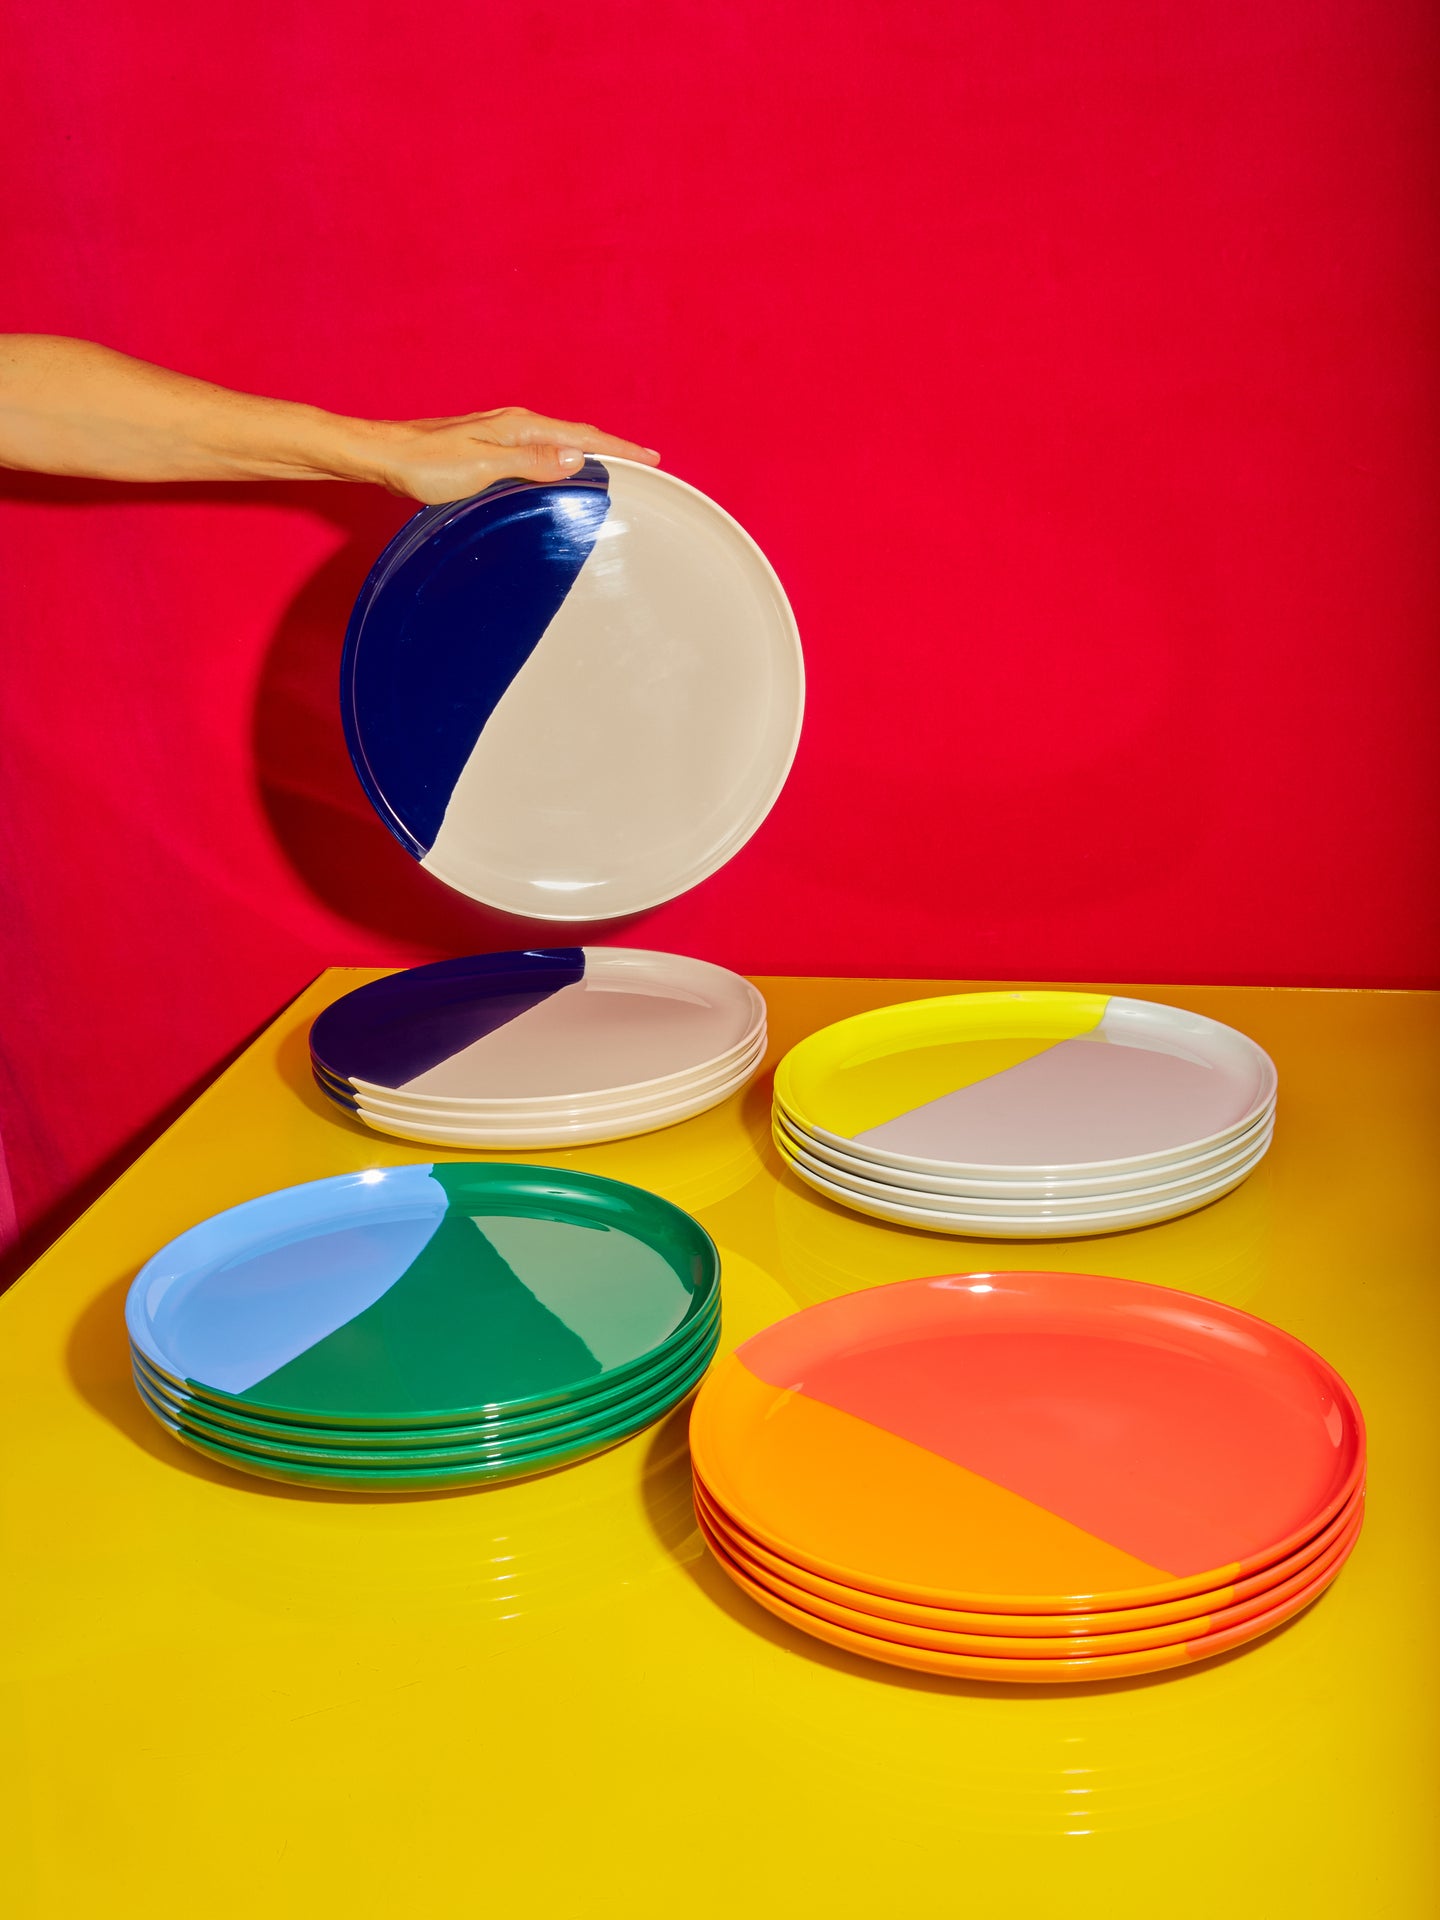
133,1326,718,1477
337,1065,759,1149
775,992,1277,1177
341,461,805,920
688,1272,1364,1613
311,948,766,1105
127,1163,719,1428
773,1098,1277,1200
139,1341,715,1493
772,1125,1272,1238
696,1501,1356,1683
694,1480,1362,1655
774,1113,1274,1217
315,1027,767,1124
130,1290,721,1448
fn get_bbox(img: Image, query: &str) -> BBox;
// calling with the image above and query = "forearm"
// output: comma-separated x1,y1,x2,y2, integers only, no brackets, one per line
0,334,385,485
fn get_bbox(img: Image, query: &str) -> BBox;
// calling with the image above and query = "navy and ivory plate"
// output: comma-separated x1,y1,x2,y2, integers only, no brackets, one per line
124,1163,722,1489
342,459,804,919
309,947,767,1148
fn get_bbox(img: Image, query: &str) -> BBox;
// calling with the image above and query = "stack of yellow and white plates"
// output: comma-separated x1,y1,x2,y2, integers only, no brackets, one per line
773,991,1276,1237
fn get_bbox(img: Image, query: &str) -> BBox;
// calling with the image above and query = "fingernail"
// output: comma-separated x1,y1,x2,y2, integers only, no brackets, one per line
644,447,661,460
557,447,585,469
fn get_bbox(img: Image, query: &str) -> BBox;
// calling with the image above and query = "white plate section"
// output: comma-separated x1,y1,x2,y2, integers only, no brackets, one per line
421,462,805,919
773,1130,1273,1239
348,1065,760,1149
340,1029,768,1124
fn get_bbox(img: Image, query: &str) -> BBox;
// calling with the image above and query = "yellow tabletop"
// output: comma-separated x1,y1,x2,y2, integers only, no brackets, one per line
2,975,1436,1918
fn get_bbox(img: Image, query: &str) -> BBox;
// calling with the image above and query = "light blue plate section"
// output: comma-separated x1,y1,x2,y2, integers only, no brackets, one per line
126,1167,447,1394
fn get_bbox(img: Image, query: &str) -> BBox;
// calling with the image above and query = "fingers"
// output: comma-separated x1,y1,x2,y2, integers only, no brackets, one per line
382,414,660,504
476,408,660,465
394,441,592,505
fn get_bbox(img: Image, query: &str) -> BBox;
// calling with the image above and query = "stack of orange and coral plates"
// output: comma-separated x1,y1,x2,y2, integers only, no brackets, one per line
690,1272,1364,1682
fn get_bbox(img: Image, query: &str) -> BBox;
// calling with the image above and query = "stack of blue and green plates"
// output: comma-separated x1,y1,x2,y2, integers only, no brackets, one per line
125,1163,721,1491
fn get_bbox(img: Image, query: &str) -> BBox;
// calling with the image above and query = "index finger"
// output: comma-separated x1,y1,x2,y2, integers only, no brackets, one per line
507,415,660,465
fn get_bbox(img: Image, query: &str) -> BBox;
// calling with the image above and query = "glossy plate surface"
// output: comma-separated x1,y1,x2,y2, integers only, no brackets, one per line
697,1502,1357,1682
774,1113,1275,1215
693,1476,1363,1635
341,461,804,920
127,1163,719,1426
775,992,1277,1175
689,1272,1364,1612
311,948,765,1103
772,1127,1272,1238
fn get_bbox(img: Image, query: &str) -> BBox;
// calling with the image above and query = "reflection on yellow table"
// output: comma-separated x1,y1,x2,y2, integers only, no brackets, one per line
0,973,1435,1918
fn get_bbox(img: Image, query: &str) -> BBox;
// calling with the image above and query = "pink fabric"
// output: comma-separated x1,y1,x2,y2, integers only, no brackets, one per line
2,1,1437,1260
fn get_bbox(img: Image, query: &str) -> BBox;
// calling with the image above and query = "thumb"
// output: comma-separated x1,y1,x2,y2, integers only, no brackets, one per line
492,442,588,484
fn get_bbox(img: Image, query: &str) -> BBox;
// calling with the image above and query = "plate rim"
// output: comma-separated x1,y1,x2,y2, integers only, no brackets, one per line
771,1125,1273,1235
772,1094,1277,1197
695,1494,1357,1681
773,1112,1275,1215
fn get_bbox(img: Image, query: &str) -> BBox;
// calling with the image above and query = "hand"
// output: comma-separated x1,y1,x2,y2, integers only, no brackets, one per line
365,407,661,504
0,337,663,501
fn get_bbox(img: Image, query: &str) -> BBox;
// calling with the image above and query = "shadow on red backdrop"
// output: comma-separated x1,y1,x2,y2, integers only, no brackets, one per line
247,479,652,950
0,474,646,1287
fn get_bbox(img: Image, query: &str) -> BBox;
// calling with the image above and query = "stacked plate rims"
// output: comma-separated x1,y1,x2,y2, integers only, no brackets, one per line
126,1164,720,1492
311,948,766,1150
773,990,1277,1237
690,1273,1365,1683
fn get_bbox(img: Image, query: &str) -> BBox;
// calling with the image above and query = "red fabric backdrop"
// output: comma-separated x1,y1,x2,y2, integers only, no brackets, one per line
2,0,1437,1264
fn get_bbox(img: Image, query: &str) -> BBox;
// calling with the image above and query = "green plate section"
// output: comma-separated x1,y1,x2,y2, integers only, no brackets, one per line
141,1330,720,1491
150,1163,720,1428
130,1294,720,1449
132,1308,719,1464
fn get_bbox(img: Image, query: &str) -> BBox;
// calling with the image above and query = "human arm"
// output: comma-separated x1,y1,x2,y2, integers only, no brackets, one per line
0,335,659,503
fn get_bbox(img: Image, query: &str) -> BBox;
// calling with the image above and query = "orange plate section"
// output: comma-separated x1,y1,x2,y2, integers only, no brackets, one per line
695,1487,1363,1657
696,1503,1361,1682
689,1352,1175,1605
693,1476,1365,1636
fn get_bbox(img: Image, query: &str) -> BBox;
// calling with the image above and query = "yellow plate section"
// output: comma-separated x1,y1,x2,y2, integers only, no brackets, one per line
774,989,1110,1138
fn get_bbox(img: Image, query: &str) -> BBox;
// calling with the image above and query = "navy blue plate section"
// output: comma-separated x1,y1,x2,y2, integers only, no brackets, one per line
341,463,612,858
310,949,587,1089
